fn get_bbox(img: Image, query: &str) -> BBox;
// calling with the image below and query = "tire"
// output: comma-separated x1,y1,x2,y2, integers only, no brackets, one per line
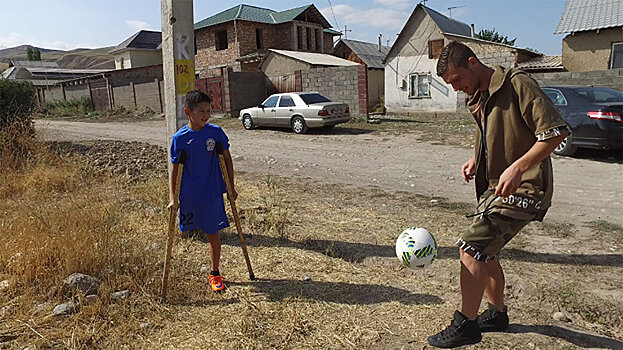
242,115,254,130
291,116,308,134
553,134,577,156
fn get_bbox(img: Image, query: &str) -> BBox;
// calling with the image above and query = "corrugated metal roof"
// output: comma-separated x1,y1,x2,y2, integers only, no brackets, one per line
109,30,161,54
421,5,472,37
195,4,331,30
11,60,59,68
269,49,360,67
335,39,390,69
518,55,563,69
555,0,623,34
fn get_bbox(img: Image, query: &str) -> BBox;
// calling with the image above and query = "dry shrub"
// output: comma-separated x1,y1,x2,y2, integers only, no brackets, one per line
238,176,290,239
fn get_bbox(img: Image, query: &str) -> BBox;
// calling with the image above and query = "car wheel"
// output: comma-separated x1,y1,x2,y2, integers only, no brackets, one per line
291,116,308,134
242,115,254,130
553,134,577,156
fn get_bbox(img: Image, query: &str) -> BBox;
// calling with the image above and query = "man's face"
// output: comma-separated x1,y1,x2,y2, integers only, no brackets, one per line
185,101,211,127
441,64,479,96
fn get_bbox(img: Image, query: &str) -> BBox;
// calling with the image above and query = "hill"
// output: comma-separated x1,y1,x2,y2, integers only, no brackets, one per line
0,44,114,69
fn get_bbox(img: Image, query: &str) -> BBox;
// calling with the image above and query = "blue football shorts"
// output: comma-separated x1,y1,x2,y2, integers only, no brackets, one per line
179,194,229,235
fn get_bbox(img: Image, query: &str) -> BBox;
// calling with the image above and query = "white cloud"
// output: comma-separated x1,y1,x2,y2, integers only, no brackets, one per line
0,32,90,50
126,20,152,31
319,5,410,31
374,0,413,10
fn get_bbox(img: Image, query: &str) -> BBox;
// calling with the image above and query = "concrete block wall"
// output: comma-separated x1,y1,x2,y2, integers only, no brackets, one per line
45,86,64,101
301,65,361,115
134,80,162,112
530,68,623,91
65,85,89,100
227,71,268,117
113,85,135,108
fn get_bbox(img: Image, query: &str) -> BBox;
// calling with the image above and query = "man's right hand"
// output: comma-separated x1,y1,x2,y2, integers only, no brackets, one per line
461,157,476,182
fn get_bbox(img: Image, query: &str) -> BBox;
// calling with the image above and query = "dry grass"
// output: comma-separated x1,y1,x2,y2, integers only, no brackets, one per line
1,136,622,349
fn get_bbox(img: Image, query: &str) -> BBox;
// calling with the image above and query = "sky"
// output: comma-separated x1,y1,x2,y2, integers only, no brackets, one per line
0,0,567,55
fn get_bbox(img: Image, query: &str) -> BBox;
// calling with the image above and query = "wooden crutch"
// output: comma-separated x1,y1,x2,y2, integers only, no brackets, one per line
215,142,255,281
160,150,186,302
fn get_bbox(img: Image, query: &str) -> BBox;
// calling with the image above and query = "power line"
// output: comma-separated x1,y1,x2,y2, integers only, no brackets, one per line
327,0,341,32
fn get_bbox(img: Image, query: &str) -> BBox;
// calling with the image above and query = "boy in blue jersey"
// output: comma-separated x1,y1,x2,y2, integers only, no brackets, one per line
168,90,237,293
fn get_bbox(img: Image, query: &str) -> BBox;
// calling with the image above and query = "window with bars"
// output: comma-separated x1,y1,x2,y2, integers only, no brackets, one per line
409,73,431,98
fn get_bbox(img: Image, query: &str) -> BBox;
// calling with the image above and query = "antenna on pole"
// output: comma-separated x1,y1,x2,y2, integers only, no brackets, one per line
420,0,428,6
343,25,352,39
447,6,465,18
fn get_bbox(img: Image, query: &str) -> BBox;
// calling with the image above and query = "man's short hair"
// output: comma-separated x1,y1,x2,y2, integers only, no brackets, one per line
184,90,212,110
436,41,479,77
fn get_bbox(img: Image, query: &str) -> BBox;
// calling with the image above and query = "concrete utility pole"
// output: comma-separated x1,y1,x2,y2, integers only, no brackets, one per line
161,0,195,156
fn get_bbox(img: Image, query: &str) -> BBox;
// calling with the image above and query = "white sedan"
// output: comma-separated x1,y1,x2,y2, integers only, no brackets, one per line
239,92,351,134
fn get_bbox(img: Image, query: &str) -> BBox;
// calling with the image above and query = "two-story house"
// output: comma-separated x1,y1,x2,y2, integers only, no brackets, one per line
193,4,341,77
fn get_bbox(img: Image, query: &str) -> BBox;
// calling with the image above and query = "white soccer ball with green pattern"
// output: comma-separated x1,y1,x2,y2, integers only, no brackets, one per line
396,227,437,268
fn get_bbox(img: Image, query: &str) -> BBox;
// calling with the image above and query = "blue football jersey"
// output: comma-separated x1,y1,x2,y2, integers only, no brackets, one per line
170,123,229,204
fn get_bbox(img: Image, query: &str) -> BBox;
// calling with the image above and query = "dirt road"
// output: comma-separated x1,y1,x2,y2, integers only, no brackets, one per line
36,119,623,227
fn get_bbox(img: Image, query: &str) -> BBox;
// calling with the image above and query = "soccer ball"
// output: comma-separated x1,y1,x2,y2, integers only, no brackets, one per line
396,227,437,268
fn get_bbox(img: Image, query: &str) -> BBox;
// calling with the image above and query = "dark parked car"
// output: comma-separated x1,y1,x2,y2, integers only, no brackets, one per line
541,86,623,156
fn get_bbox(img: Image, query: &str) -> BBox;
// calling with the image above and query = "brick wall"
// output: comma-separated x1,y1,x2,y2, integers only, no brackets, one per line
195,23,238,74
301,65,363,115
530,68,623,92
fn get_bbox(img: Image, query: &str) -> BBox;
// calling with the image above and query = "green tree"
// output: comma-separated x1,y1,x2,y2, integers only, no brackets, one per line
476,28,516,46
26,47,41,61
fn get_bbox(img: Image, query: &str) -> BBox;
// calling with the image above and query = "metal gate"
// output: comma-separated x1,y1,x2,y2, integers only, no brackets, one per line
89,79,110,111
196,77,224,113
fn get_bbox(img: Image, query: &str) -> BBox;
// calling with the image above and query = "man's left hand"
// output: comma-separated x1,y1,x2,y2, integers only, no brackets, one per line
495,165,523,198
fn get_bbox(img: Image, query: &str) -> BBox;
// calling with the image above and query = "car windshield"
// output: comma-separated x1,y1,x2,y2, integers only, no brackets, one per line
299,93,331,104
571,87,623,103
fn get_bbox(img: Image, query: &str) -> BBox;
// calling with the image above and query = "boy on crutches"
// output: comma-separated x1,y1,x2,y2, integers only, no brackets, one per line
167,90,237,293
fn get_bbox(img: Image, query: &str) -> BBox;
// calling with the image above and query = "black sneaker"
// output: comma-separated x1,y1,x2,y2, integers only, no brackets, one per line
477,303,509,332
427,310,482,348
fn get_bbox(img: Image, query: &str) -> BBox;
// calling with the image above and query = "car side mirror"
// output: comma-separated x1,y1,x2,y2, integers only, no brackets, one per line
259,104,264,109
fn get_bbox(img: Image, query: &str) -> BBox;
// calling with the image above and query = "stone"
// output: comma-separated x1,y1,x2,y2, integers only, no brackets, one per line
553,311,569,322
0,280,9,291
303,276,312,282
84,295,99,305
111,290,130,300
53,302,77,316
200,266,211,274
62,273,101,296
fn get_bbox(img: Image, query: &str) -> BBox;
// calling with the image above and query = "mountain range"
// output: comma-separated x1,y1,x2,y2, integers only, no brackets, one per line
0,45,115,70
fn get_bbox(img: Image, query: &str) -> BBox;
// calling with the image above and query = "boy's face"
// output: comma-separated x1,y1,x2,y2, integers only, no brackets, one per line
185,101,211,128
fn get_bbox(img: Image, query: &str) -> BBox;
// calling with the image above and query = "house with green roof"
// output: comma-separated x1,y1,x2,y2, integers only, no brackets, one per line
194,4,341,77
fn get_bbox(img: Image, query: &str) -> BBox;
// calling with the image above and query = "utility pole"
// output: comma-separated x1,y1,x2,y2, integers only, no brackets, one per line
161,0,195,160
343,25,352,39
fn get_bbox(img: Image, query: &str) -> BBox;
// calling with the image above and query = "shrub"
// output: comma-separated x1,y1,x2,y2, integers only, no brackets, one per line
0,79,36,130
39,96,92,117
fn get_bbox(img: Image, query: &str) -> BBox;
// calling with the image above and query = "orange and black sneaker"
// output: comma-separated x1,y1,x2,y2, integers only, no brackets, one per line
208,274,226,293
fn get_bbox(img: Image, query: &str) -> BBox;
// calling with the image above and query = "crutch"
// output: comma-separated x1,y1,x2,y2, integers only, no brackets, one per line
160,150,186,302
215,142,255,281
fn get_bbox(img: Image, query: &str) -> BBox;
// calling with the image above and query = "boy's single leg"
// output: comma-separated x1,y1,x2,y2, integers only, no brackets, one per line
484,259,505,310
459,249,488,319
206,230,226,293
206,231,221,272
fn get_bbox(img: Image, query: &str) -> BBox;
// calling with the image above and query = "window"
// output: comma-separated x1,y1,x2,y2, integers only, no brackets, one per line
572,87,623,103
542,88,567,106
263,96,279,108
279,95,295,107
256,28,262,49
429,39,444,59
409,73,431,98
610,42,623,69
299,93,331,104
215,30,228,51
